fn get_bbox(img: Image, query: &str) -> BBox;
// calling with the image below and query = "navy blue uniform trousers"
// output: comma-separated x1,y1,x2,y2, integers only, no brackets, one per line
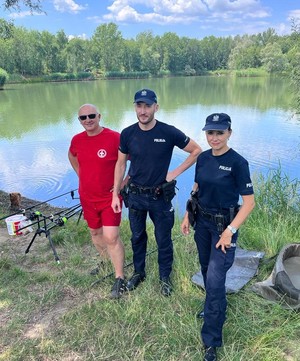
194,214,237,347
128,193,175,278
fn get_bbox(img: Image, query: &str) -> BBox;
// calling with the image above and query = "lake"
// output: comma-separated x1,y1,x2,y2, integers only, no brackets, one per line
0,76,299,215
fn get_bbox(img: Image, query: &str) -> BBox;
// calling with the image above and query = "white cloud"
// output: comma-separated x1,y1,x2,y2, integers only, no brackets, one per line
205,0,270,20
53,0,86,14
104,0,204,24
153,0,206,15
288,10,300,20
8,11,44,19
103,0,270,26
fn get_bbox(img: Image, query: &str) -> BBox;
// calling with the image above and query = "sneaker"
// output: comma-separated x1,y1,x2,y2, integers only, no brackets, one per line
111,277,127,299
160,277,172,297
127,272,146,291
203,346,217,361
90,261,105,276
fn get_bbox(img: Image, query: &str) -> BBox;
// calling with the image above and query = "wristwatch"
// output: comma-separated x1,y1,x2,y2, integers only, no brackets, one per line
227,225,237,234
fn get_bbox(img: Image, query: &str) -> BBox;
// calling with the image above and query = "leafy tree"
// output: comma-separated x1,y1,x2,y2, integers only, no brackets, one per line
3,0,42,12
159,32,183,73
0,67,8,88
215,36,235,69
56,30,68,50
91,23,124,72
261,43,288,73
0,18,14,39
10,27,42,75
0,20,17,73
136,31,161,75
289,18,300,110
228,36,261,69
35,31,59,73
64,37,91,73
123,39,142,72
181,37,205,74
200,36,233,71
0,37,13,72
256,28,278,46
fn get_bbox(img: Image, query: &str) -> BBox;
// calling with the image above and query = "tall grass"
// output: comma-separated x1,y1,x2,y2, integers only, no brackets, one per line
241,167,300,257
0,168,299,360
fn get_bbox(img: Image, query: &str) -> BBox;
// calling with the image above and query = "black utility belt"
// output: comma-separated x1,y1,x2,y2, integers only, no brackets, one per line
199,210,230,224
198,206,239,233
126,180,177,203
128,183,162,195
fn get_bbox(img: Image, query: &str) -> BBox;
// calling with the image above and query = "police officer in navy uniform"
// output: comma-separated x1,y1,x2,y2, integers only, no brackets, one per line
181,113,255,361
112,88,202,296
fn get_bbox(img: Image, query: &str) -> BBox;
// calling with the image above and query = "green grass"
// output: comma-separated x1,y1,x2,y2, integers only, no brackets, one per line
0,168,300,360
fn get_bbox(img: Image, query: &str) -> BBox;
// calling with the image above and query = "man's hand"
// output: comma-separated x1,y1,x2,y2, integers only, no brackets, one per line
111,194,122,213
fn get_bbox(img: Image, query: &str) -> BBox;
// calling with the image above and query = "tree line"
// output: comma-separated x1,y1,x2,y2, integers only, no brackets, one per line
0,20,299,78
1,18,300,110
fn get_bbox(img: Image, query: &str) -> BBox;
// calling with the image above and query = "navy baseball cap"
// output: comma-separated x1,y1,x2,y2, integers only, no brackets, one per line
202,113,232,131
134,89,157,105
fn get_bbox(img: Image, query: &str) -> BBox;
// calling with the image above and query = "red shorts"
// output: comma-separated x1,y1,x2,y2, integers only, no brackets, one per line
80,197,122,229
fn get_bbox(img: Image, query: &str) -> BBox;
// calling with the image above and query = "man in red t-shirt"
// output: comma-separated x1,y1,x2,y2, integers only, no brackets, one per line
68,103,126,299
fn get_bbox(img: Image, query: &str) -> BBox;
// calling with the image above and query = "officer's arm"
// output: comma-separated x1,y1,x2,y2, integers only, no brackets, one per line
167,139,202,181
113,151,128,196
112,151,128,213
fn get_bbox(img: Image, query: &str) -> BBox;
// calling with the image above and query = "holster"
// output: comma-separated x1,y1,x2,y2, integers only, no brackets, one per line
186,192,199,228
120,184,129,208
161,180,177,203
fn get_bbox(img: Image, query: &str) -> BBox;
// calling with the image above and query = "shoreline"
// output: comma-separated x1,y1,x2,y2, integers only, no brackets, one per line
0,190,66,220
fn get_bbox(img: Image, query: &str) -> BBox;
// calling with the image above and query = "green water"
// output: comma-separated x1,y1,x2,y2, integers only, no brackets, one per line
0,76,298,211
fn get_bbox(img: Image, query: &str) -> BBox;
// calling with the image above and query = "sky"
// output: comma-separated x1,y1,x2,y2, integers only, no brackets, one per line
1,0,300,40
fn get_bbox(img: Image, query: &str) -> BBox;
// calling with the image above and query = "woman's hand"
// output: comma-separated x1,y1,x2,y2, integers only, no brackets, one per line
181,212,190,235
216,228,233,253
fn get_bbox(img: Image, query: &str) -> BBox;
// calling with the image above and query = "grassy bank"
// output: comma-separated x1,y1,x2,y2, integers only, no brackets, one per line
0,169,299,361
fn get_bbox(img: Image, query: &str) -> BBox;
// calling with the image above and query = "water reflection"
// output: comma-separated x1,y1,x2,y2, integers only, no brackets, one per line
0,76,299,212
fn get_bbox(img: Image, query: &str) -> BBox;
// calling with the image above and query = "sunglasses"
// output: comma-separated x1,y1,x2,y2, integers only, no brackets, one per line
78,113,97,121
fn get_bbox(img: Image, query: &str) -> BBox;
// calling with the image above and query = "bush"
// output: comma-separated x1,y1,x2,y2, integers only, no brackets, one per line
76,72,95,80
232,67,268,77
104,71,150,79
0,68,9,88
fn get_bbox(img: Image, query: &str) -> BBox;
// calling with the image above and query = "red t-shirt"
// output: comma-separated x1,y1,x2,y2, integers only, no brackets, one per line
69,128,120,202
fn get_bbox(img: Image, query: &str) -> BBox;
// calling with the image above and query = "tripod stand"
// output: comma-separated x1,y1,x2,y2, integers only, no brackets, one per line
23,203,82,263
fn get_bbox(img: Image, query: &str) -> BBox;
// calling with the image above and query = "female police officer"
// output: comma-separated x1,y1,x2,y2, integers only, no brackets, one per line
181,113,255,361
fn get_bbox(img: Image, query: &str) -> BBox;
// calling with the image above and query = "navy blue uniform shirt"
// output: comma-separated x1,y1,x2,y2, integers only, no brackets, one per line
195,148,254,210
119,120,190,186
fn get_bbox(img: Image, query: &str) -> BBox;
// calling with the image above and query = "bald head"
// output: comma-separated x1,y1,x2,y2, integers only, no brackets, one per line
78,103,99,115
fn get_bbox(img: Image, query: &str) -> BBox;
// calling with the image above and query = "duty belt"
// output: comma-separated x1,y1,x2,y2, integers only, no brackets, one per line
198,205,239,233
128,183,162,196
199,209,230,224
